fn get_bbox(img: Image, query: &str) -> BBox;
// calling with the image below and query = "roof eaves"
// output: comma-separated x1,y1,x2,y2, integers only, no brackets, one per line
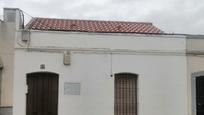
30,28,164,35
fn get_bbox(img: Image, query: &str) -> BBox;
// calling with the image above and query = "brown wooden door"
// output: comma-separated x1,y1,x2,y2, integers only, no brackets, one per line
115,73,137,115
26,72,59,115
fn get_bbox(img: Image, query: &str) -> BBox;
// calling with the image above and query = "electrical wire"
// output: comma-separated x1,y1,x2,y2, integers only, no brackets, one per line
20,9,54,30
110,52,113,77
21,10,34,19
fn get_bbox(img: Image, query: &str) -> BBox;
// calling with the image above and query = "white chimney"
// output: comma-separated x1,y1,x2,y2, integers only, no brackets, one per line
3,8,24,29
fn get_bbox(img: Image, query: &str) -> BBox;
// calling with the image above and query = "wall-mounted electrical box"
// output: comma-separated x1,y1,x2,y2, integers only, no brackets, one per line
21,30,30,42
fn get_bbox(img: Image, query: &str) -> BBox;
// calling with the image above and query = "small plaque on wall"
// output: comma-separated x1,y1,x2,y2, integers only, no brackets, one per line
64,82,81,95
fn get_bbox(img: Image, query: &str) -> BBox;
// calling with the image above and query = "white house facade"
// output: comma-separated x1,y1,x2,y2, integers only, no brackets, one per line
1,8,204,115
13,31,187,115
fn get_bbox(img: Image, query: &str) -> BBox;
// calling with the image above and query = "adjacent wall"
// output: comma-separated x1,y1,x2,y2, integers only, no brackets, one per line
0,8,23,115
186,36,204,115
0,20,15,115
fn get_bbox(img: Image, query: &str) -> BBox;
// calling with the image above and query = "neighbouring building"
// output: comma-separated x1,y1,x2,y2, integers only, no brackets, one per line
0,8,17,115
186,35,204,115
0,8,204,115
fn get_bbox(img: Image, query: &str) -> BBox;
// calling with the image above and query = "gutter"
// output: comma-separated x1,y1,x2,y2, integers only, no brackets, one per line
24,29,185,38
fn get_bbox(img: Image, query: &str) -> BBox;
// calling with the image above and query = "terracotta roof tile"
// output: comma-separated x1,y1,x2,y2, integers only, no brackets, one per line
26,17,164,34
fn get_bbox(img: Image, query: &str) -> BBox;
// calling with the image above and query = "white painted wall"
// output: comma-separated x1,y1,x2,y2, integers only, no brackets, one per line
13,31,188,115
17,31,186,51
13,50,187,115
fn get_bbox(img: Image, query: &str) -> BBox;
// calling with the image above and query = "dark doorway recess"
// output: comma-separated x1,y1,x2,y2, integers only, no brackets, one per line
26,72,59,115
114,73,138,115
196,76,204,115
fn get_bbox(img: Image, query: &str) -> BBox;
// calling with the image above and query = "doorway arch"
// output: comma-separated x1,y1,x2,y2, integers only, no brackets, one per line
26,72,59,115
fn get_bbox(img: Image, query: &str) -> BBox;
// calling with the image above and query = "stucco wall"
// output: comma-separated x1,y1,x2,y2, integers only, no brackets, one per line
22,31,186,52
187,38,204,51
0,22,15,107
13,31,187,115
13,50,187,115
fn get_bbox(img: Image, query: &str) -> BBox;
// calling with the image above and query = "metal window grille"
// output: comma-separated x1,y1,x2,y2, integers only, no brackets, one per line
115,73,137,115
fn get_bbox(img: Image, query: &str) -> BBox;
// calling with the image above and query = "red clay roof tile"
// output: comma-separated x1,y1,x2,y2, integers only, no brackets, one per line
26,17,164,34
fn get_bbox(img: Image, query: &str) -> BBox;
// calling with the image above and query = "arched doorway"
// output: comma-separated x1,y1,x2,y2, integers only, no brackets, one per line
26,72,59,115
114,73,138,115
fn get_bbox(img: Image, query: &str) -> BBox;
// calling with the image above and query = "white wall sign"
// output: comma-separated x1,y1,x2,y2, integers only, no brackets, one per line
64,82,80,95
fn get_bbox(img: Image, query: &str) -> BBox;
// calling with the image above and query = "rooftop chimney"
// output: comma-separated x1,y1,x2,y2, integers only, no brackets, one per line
3,8,24,29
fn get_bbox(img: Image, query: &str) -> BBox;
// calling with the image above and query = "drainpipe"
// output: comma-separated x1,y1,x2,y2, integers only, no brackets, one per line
0,58,3,106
